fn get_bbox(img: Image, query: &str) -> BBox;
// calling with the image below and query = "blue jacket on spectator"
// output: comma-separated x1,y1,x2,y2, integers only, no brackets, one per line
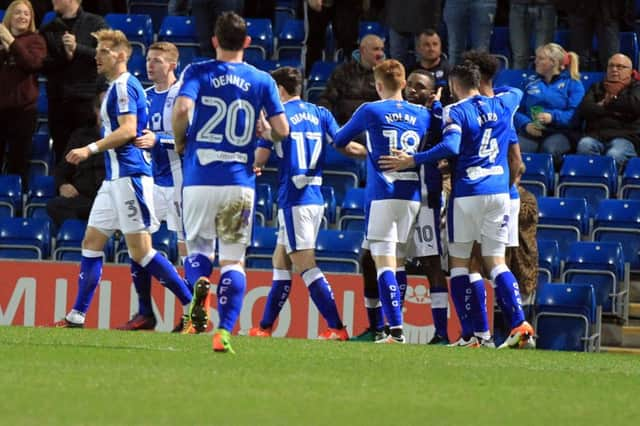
514,70,585,132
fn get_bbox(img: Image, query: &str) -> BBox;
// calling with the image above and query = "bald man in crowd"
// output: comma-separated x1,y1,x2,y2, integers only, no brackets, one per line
577,53,640,169
317,34,385,125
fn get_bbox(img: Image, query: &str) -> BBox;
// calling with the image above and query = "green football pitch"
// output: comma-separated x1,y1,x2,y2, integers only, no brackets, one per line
1,326,639,426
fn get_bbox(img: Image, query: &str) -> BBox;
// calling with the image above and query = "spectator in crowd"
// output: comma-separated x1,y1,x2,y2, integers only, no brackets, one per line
305,0,363,75
317,34,384,125
576,53,640,169
192,0,244,58
514,42,584,168
168,0,192,15
554,0,635,71
443,0,496,65
40,0,106,165
409,28,450,103
509,0,557,70
385,0,442,70
46,92,105,228
0,0,51,27
0,0,46,187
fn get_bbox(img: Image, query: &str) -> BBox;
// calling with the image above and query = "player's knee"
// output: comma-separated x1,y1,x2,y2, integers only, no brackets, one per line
82,227,112,251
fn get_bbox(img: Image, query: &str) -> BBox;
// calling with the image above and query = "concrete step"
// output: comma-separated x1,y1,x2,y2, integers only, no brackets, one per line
630,303,640,319
630,280,640,303
622,326,640,348
601,346,640,355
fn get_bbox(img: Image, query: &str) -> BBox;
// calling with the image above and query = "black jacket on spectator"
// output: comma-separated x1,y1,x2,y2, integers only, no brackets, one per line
552,0,634,26
54,126,105,199
317,57,378,125
39,8,107,101
579,80,640,150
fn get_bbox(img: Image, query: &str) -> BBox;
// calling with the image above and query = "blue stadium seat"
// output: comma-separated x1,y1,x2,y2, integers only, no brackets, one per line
129,1,168,33
255,183,274,223
562,241,628,318
493,69,536,91
128,52,150,85
553,29,569,48
246,18,274,60
591,199,640,273
322,171,358,206
158,16,198,44
24,175,55,219
0,10,5,21
53,219,86,261
580,72,605,92
619,157,640,199
324,143,365,181
556,155,617,218
246,226,278,269
0,175,22,218
274,7,295,36
30,132,53,178
537,238,560,282
36,80,48,123
316,229,363,273
254,58,303,73
40,10,56,27
619,32,639,68
321,185,337,225
305,60,337,102
338,188,365,231
534,282,601,352
0,217,51,259
521,152,554,197
152,221,178,263
104,14,153,55
489,26,511,68
358,21,387,42
276,19,305,61
537,197,589,254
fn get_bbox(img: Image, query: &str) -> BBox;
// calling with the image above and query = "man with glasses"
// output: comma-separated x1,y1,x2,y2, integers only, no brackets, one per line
576,53,640,169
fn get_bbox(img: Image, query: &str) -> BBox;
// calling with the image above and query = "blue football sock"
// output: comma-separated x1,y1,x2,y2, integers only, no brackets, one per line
71,250,104,314
377,268,402,328
396,267,408,308
469,273,490,338
450,267,474,339
491,264,525,329
131,260,153,317
217,264,246,332
302,267,343,329
430,286,449,339
140,250,192,306
260,269,292,329
184,252,213,292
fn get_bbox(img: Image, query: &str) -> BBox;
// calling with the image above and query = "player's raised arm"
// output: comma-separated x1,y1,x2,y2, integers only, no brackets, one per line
172,95,194,155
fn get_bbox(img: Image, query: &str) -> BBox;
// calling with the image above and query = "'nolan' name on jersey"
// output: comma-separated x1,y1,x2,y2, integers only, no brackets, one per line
209,73,251,91
385,112,417,125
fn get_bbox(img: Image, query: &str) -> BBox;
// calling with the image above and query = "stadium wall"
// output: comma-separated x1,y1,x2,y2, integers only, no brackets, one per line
0,260,493,343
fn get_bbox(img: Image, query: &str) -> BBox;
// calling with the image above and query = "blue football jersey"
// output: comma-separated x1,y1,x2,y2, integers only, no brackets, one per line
333,99,429,203
414,88,523,197
258,99,339,209
146,82,182,187
178,60,284,188
101,72,150,180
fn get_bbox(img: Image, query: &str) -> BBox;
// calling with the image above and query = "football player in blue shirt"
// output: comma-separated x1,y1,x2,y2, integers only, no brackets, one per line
333,59,431,344
116,41,190,332
247,66,350,341
379,62,535,349
55,29,193,328
351,70,450,344
173,12,289,353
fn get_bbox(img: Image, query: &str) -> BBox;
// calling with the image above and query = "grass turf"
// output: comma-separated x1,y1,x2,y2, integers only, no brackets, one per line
1,326,639,426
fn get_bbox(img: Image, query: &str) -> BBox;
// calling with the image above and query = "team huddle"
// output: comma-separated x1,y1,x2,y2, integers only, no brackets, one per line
55,11,535,353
